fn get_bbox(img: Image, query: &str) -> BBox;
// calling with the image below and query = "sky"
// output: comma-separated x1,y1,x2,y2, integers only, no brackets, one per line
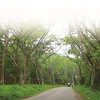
0,0,100,21
0,0,100,36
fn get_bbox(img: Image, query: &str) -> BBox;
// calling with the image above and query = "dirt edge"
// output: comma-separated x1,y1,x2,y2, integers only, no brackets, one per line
73,89,88,100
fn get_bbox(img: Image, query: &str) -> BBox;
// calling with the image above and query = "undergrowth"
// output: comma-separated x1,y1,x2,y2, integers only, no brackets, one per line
0,84,62,100
74,85,100,100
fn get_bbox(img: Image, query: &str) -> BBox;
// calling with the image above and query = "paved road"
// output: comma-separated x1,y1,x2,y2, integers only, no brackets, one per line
21,87,84,100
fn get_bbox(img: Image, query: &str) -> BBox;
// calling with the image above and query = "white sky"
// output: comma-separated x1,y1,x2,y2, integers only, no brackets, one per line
0,0,100,36
0,0,100,22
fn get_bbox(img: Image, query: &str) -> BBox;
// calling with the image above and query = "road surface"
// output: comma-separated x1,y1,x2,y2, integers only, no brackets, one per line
21,87,84,100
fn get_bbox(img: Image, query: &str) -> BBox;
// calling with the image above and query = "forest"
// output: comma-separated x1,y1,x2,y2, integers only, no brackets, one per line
0,22,100,91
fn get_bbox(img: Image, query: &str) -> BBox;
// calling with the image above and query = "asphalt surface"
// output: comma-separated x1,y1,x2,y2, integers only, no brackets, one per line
21,87,84,100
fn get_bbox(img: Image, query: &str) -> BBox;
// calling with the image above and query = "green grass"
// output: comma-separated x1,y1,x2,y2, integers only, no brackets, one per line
74,85,100,100
0,84,63,100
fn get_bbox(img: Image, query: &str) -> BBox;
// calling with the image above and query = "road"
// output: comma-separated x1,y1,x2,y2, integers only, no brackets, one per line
21,87,84,100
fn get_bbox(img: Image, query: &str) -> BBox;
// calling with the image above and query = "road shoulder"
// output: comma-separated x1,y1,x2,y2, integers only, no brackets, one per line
73,88,86,100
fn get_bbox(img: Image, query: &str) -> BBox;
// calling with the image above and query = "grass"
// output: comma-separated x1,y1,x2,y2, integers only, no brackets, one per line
74,85,100,100
0,84,63,100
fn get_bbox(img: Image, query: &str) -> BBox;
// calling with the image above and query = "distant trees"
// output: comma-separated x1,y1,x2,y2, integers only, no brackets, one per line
40,54,77,85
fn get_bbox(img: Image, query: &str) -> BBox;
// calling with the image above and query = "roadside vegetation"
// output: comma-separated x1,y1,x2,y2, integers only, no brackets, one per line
74,85,100,100
0,84,63,100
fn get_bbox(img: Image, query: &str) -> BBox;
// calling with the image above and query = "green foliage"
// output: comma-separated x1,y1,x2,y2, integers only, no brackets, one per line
80,77,85,85
74,85,100,100
85,77,91,86
0,84,62,100
93,48,100,60
93,69,100,90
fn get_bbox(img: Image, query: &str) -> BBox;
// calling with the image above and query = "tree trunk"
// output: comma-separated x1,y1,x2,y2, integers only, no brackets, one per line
52,71,55,84
49,74,52,84
71,71,75,85
0,46,7,84
78,64,82,78
91,67,95,88
23,65,27,84
26,55,30,84
0,35,9,84
40,68,44,85
19,68,24,84
36,68,40,84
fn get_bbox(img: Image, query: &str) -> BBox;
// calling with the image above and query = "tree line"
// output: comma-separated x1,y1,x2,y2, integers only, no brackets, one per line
63,22,100,90
0,21,100,90
0,23,77,85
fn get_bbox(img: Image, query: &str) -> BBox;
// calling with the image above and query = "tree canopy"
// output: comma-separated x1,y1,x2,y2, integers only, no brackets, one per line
0,22,100,90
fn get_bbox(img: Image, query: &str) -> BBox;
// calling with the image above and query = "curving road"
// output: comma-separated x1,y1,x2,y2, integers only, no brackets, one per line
21,87,84,100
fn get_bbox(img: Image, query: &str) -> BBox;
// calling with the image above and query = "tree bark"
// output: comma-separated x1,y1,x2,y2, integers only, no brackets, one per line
52,71,55,84
19,68,24,84
26,55,30,84
36,68,40,84
0,38,8,84
0,51,5,84
40,68,44,85
91,67,95,88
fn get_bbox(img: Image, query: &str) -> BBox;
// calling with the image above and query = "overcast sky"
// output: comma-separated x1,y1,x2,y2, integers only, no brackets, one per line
0,0,100,21
0,0,100,36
